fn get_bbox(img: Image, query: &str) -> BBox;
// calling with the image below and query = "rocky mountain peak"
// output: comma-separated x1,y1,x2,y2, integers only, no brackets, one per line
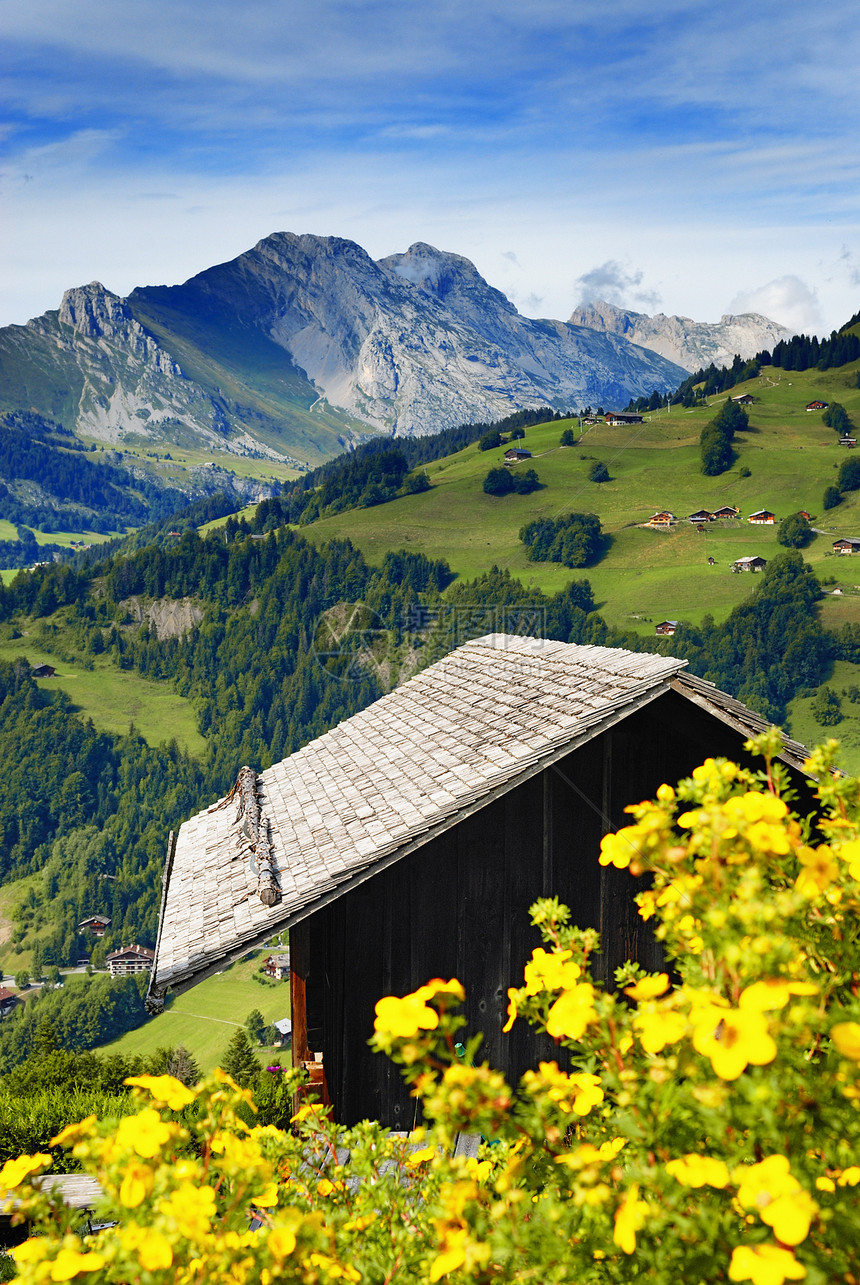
379,243,518,320
568,299,793,372
58,282,132,338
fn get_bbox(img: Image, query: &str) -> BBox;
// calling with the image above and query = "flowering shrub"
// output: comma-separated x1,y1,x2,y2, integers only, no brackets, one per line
3,730,860,1284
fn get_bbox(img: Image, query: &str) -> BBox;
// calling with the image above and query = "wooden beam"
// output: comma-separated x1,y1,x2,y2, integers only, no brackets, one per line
289,922,310,1068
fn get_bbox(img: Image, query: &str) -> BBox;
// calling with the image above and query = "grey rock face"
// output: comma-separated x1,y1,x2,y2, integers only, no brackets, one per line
568,299,792,373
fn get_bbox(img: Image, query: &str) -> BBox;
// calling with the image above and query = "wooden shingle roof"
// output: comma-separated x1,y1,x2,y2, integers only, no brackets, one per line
147,636,688,1008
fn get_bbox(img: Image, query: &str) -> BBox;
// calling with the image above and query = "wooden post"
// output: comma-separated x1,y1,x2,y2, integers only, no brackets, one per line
289,922,310,1069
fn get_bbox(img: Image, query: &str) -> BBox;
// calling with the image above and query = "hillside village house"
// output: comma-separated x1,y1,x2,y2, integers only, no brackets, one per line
605,412,644,425
748,510,776,525
839,437,858,448
31,664,56,679
503,448,532,463
732,556,768,573
688,510,713,524
649,511,675,526
78,915,111,937
732,394,754,405
712,506,740,520
146,635,813,1127
654,621,678,635
807,401,828,411
264,953,291,981
833,538,860,555
106,944,154,977
0,987,19,1019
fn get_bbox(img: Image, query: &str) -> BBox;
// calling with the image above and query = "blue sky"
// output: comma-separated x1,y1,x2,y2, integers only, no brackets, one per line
2,0,859,333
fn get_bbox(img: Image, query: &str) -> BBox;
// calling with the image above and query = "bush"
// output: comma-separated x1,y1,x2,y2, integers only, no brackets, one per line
510,468,540,495
482,467,514,496
589,461,610,483
777,513,812,549
823,403,852,436
559,427,576,446
811,684,843,725
824,485,842,510
520,512,604,568
838,455,860,493
6,734,860,1284
478,431,502,451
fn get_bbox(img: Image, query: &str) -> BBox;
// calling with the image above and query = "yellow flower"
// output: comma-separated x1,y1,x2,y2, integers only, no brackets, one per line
728,1244,806,1285
740,980,817,1012
665,1154,730,1189
307,1252,361,1280
50,1119,96,1148
795,845,839,896
692,1005,776,1080
625,973,670,1001
115,1108,174,1159
502,987,519,1033
119,1162,153,1208
48,1246,106,1280
634,1003,687,1054
599,829,637,869
815,1176,835,1192
569,1073,604,1115
374,991,439,1039
836,838,860,879
122,1224,173,1270
613,1184,648,1254
268,1225,298,1258
734,1156,816,1245
417,977,465,1003
429,1227,467,1281
0,1152,51,1194
523,948,581,995
546,983,597,1040
124,1073,197,1110
253,1182,280,1207
159,1184,217,1239
523,1062,603,1115
837,1166,860,1186
831,1021,860,1060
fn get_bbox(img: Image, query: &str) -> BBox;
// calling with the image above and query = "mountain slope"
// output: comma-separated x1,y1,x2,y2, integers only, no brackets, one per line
1,235,688,469
569,299,792,372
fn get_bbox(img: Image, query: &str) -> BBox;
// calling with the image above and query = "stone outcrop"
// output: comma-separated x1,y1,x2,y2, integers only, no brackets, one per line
568,299,792,373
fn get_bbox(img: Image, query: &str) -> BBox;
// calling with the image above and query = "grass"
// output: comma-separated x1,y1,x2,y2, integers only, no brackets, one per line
786,659,860,776
0,632,206,756
99,952,291,1071
299,361,860,631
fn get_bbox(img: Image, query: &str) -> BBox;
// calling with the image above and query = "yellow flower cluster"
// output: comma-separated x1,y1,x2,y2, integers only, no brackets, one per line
522,1061,604,1116
373,978,464,1039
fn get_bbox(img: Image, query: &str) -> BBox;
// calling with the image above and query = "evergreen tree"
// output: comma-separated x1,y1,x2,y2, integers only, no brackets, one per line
245,1009,266,1045
777,513,812,549
220,1029,261,1088
823,485,842,510
166,1045,201,1086
589,461,610,483
559,428,575,446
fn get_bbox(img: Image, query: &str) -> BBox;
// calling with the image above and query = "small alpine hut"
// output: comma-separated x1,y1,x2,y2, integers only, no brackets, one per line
146,636,811,1127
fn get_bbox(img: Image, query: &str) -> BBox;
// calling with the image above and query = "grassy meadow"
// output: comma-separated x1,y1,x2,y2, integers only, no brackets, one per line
302,362,860,632
0,631,206,755
99,952,291,1071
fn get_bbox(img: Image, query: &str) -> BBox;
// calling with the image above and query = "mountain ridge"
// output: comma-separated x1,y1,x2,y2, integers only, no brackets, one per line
568,299,792,372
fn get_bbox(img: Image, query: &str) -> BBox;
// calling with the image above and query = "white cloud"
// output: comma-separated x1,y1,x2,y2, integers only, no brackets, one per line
574,260,661,313
729,276,823,334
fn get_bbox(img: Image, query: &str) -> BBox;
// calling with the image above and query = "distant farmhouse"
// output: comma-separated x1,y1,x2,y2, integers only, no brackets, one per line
31,663,56,679
503,448,532,463
264,953,291,981
712,506,740,520
748,510,776,525
0,987,19,1019
807,401,828,411
654,621,678,635
731,394,754,405
833,538,860,555
649,511,675,526
106,944,155,977
605,412,644,425
733,556,768,573
78,915,111,937
688,509,713,523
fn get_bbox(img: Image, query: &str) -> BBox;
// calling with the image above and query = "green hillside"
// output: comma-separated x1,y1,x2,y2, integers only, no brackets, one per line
300,361,860,633
100,952,290,1071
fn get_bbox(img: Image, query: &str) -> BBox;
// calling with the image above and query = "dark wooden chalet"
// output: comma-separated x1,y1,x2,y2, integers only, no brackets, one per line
503,448,532,463
0,987,19,1019
654,621,678,635
31,664,56,679
146,636,811,1127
